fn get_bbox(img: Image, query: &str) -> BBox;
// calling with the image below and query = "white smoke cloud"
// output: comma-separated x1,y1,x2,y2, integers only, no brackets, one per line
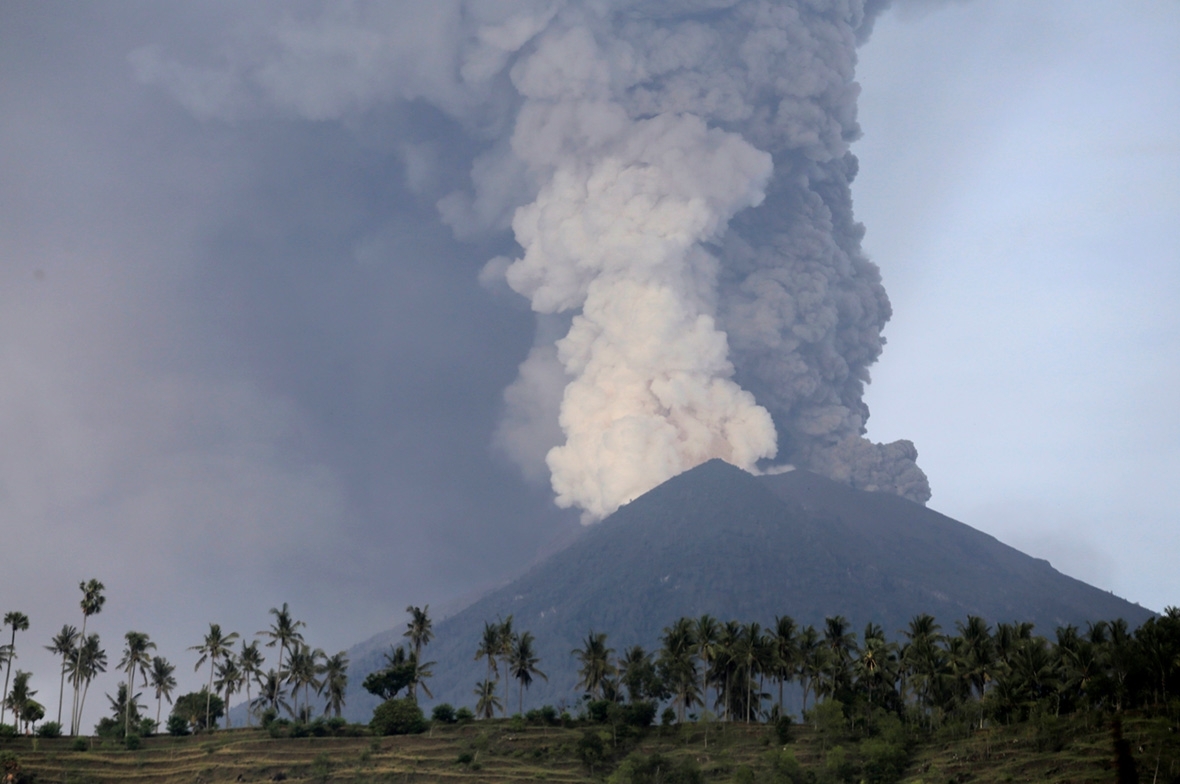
134,0,931,520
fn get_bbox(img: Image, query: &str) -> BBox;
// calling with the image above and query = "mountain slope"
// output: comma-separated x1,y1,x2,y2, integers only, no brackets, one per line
342,460,1153,721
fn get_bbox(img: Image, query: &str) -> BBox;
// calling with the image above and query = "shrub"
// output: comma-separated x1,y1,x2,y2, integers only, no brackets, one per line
138,718,157,737
166,714,190,737
432,703,457,724
370,698,427,736
456,751,474,765
71,737,90,751
623,701,657,728
611,752,703,784
661,707,676,727
0,724,16,738
124,733,141,750
774,714,793,744
36,721,63,738
859,737,910,784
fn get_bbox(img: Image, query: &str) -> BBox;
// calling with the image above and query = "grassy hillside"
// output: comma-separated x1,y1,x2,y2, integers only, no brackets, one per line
5,707,1180,783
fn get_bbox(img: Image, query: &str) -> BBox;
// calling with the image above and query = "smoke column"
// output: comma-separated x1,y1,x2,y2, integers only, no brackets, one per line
135,0,931,520
484,0,930,519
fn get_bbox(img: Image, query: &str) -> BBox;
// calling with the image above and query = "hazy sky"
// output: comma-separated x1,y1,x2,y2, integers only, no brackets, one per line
2,0,1177,728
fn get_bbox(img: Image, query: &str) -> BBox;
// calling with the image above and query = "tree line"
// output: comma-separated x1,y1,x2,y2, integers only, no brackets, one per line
0,580,351,739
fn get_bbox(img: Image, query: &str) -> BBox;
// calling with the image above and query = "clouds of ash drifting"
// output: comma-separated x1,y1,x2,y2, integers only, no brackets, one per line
135,0,930,522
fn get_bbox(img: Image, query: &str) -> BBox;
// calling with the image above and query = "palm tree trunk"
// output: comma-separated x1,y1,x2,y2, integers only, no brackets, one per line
57,663,67,726
71,617,88,735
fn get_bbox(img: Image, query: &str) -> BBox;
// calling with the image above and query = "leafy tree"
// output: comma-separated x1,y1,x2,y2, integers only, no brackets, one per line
320,651,349,718
619,645,661,704
44,624,78,726
258,603,305,711
370,697,426,735
70,579,105,735
509,630,547,714
363,646,415,701
171,689,224,732
148,656,177,728
0,612,29,727
189,623,239,730
117,631,155,738
573,630,616,701
2,671,35,734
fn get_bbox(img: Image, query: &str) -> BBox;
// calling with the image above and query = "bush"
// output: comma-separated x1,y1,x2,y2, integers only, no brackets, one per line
71,737,90,751
124,733,141,750
432,703,457,724
370,698,427,736
166,714,190,737
259,707,278,728
0,724,16,738
36,721,63,738
859,737,910,784
774,714,793,744
623,701,657,728
611,752,703,784
455,706,475,724
661,707,676,727
138,717,157,737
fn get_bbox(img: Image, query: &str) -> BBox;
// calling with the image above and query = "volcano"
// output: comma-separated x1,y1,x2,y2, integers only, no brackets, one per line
342,460,1153,720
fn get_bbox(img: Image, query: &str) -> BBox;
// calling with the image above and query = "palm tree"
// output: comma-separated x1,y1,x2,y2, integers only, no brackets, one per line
0,611,30,726
148,656,177,728
772,615,799,714
475,621,502,689
320,651,349,718
403,606,433,702
237,641,265,726
474,679,501,719
658,618,698,722
619,645,655,704
573,631,616,701
190,623,239,730
695,615,720,714
3,671,34,734
252,669,291,719
258,604,305,710
45,624,79,726
117,631,155,737
71,579,105,735
214,655,243,728
509,631,547,714
285,643,324,720
497,616,516,717
797,625,823,715
69,633,107,732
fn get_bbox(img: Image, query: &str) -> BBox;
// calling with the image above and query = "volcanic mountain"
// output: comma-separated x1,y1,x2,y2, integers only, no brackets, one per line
341,459,1153,721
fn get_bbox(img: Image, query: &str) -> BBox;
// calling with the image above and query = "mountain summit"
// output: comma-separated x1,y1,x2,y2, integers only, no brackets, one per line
344,460,1152,719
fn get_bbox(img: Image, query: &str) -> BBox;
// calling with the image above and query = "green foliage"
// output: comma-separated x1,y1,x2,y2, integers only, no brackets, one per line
36,721,63,738
774,714,793,744
124,733,141,750
456,751,474,765
431,703,457,724
166,714,190,736
71,737,90,751
0,724,16,738
576,729,609,772
170,689,223,732
661,707,676,726
369,697,427,736
455,706,475,724
608,751,703,784
766,748,808,784
858,737,909,784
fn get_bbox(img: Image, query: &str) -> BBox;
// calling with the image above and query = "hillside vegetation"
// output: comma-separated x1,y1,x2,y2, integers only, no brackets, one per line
3,707,1180,783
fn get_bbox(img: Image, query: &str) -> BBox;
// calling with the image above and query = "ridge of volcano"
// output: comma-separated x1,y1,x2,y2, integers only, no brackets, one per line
342,460,1153,720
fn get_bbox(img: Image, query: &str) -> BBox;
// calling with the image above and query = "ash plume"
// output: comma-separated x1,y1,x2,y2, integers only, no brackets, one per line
135,0,930,520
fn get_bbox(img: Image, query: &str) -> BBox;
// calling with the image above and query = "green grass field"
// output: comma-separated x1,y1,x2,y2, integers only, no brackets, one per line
4,710,1180,783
